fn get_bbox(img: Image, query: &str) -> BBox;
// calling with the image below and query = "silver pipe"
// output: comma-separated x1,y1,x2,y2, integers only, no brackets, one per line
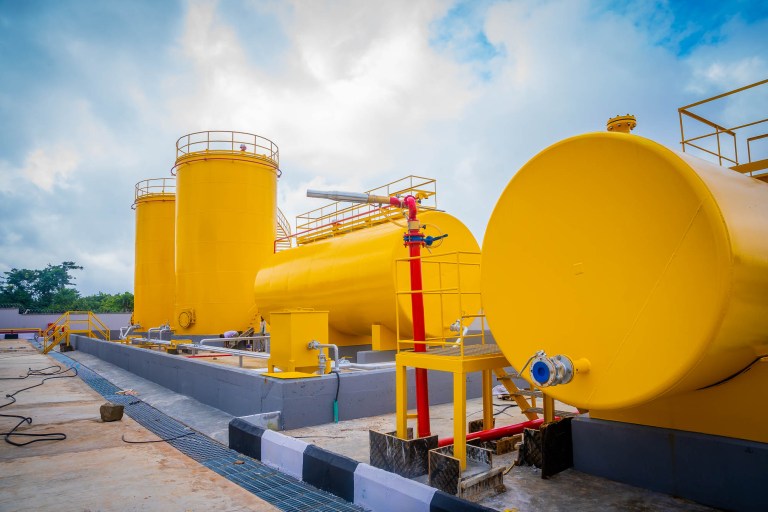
307,340,340,372
119,324,140,340
307,189,369,203
176,343,270,368
200,336,270,353
147,323,170,341
339,360,395,370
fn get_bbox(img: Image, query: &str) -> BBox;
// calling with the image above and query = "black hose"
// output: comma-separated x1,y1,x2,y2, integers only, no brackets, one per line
698,355,767,390
0,364,78,446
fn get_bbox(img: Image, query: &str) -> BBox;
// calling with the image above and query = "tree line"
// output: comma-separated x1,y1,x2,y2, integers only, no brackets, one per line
0,261,133,313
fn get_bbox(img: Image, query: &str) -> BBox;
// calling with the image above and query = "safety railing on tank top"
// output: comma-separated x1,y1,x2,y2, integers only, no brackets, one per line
286,175,438,246
393,251,487,357
132,177,176,209
174,130,280,168
679,79,768,179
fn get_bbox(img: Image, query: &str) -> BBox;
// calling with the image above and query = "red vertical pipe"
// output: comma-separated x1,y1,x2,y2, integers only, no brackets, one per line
403,195,431,438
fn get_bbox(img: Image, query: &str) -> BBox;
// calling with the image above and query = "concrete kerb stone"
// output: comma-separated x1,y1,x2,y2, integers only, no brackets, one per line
353,463,436,512
261,429,309,480
228,417,496,512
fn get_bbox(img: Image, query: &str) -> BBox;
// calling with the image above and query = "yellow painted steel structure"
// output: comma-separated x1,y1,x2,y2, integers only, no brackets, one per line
482,131,768,442
42,311,110,353
133,178,175,330
268,309,330,374
174,131,279,335
254,210,480,346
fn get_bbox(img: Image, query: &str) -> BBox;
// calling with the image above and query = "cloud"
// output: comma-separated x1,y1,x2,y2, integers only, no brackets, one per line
0,0,766,295
19,146,80,192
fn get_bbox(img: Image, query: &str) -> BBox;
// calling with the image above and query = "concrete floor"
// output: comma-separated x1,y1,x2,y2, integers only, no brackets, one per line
60,349,236,445
0,339,278,512
17,338,721,511
286,398,720,512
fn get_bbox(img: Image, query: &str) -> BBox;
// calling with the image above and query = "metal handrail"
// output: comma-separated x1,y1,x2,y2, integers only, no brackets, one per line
41,311,110,353
394,251,484,358
290,176,438,246
175,130,279,166
297,175,436,231
134,177,175,208
679,79,768,169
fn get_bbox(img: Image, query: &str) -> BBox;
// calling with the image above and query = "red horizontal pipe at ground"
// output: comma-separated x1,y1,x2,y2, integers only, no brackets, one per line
437,418,545,448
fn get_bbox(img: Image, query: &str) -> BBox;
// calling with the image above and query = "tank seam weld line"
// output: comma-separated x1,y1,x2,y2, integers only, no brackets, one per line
591,201,704,404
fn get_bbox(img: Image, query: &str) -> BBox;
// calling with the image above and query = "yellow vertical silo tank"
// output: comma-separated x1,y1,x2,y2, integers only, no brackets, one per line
174,131,279,335
133,178,176,331
254,210,481,346
480,132,768,441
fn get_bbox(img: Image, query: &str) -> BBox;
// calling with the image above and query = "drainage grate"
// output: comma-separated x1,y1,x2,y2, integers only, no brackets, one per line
40,344,364,512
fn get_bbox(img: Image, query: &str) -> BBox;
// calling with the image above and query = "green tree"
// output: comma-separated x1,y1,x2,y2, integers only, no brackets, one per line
0,268,36,307
49,287,80,312
0,262,133,313
32,261,83,307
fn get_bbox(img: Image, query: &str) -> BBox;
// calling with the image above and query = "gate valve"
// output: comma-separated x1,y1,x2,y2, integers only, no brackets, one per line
424,234,448,247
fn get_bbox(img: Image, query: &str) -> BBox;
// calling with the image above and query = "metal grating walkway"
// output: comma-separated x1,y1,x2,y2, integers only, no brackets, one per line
36,341,363,512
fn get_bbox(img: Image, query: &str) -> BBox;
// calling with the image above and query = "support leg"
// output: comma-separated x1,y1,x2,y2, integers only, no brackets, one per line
482,370,493,430
454,372,467,470
396,362,408,439
544,394,555,423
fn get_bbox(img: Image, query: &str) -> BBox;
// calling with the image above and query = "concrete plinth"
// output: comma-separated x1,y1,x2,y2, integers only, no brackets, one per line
572,416,768,512
71,335,486,430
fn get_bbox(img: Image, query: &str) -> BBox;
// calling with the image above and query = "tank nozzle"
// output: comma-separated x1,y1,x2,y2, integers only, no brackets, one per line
607,114,637,133
529,351,586,387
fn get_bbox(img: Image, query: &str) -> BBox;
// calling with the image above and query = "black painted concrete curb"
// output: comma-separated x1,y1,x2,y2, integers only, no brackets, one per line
229,418,495,512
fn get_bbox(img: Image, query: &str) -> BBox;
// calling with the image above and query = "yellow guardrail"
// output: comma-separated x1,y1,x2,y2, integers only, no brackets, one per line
394,251,484,355
292,175,438,246
41,311,111,354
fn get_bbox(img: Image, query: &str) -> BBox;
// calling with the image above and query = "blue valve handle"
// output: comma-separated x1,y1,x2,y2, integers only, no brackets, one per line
424,234,448,247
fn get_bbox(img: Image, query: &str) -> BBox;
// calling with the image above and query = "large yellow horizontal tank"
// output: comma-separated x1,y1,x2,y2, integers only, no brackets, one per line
133,178,175,330
254,210,481,345
481,132,768,412
174,131,279,335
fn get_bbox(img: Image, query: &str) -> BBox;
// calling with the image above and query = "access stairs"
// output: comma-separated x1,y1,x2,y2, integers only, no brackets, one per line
41,311,110,354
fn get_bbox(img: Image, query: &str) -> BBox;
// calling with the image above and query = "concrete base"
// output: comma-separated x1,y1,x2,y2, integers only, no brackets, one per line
71,335,486,430
572,416,768,512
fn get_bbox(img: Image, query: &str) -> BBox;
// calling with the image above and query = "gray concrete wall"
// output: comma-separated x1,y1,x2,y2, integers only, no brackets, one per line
0,308,131,330
71,335,487,430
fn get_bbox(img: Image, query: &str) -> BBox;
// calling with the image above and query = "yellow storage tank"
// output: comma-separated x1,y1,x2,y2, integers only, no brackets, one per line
481,132,768,412
254,210,481,346
174,131,280,335
133,178,175,331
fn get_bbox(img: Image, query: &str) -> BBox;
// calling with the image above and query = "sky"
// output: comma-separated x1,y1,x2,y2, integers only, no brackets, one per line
0,0,767,295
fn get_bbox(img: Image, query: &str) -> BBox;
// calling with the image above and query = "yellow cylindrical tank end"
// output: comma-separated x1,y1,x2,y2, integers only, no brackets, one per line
606,114,637,133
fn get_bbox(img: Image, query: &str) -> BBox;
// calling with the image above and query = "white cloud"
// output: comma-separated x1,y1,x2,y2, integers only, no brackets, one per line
169,0,475,177
2,0,767,295
19,146,80,192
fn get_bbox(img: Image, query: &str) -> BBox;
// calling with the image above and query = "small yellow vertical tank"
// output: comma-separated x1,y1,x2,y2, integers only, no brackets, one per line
133,178,175,330
174,131,280,334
